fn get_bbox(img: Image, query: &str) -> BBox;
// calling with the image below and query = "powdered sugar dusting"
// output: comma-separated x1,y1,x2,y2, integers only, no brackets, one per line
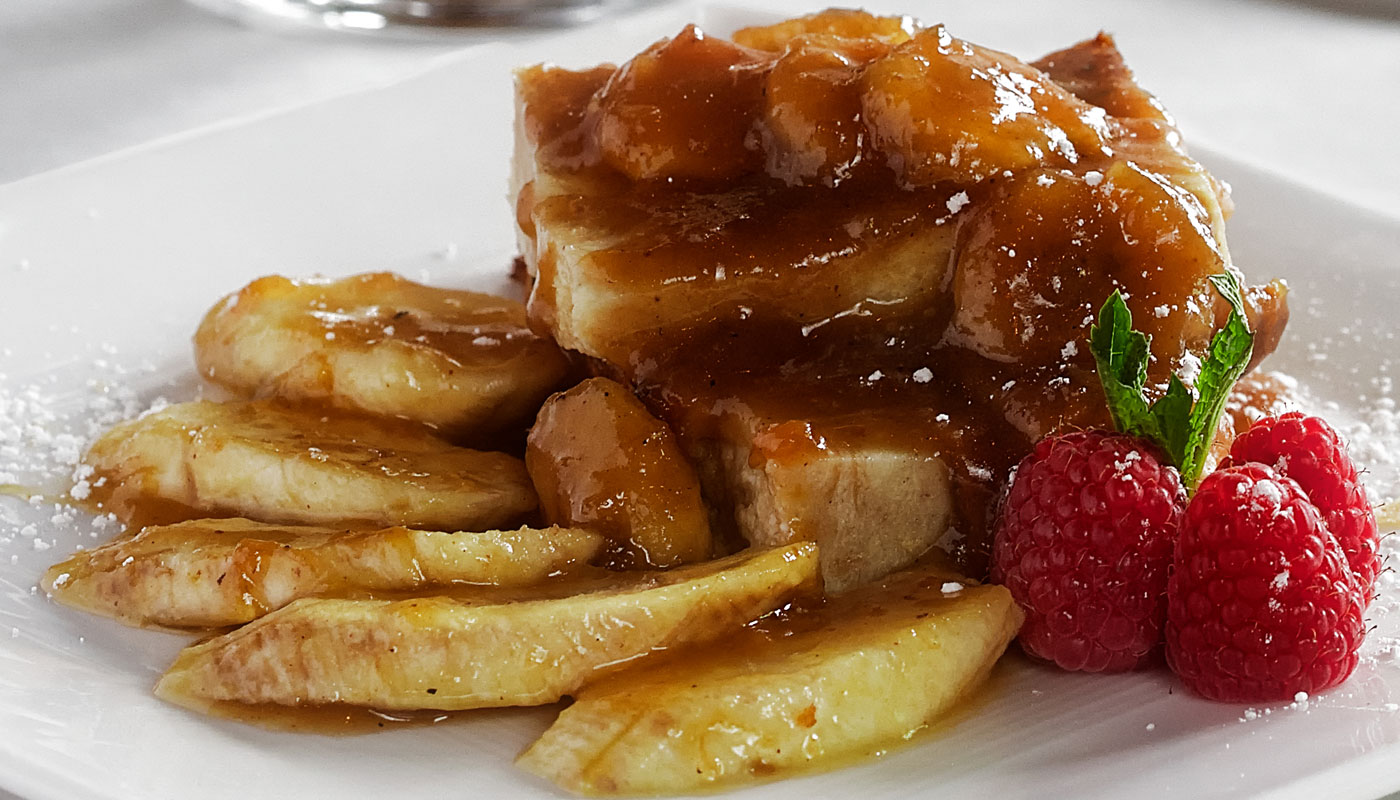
1179,352,1203,386
1310,376,1400,678
0,356,187,562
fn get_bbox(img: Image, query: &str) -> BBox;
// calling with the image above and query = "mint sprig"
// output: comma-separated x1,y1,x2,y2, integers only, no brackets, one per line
1088,272,1254,489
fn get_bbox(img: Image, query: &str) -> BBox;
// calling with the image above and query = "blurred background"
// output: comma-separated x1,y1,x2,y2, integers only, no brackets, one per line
3,0,1400,217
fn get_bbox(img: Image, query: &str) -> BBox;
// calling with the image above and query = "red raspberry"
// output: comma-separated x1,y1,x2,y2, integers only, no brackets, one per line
992,431,1185,672
1221,412,1380,598
1166,464,1366,702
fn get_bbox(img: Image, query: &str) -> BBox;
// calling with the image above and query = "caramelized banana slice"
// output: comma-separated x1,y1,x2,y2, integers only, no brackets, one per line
527,378,713,569
156,543,820,711
732,8,917,51
519,562,1022,795
861,25,1111,187
42,519,601,628
84,400,535,530
195,273,571,440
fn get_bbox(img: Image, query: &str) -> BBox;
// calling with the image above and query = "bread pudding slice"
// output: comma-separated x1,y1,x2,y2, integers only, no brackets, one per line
512,10,1289,590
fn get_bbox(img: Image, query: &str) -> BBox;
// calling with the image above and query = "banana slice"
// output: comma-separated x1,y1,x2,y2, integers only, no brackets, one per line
518,562,1022,795
527,377,713,569
195,273,572,440
155,542,819,711
42,519,602,628
84,400,535,530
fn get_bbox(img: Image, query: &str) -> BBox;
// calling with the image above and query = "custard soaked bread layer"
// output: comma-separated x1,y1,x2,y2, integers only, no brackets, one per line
513,10,1288,588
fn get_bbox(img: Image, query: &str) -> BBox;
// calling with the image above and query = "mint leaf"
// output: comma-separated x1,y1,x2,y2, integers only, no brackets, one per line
1087,273,1256,490
1089,291,1156,439
1149,375,1193,468
1179,272,1254,486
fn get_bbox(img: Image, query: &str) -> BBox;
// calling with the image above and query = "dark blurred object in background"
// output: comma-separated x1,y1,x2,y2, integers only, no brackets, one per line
187,0,626,31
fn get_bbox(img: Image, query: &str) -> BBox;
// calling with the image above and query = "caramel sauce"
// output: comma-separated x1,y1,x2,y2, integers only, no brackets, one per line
178,698,500,736
515,12,1292,578
630,316,1033,571
595,26,771,182
80,491,236,533
546,172,958,296
732,8,918,53
1033,33,1170,123
860,26,1112,187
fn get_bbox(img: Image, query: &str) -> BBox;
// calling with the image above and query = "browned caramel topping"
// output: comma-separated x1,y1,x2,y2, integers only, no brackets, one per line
861,26,1111,187
527,11,1123,189
514,10,1291,575
595,26,770,182
949,162,1221,370
517,64,617,170
1032,32,1170,124
762,34,890,186
526,378,714,569
731,8,917,52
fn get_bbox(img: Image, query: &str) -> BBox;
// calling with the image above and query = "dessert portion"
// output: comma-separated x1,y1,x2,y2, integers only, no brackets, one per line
84,399,535,531
512,9,1289,589
195,272,571,441
42,520,603,628
34,8,1375,797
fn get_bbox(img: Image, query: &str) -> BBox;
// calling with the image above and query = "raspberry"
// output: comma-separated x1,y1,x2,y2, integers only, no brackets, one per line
1221,412,1380,597
1166,464,1366,702
992,431,1185,672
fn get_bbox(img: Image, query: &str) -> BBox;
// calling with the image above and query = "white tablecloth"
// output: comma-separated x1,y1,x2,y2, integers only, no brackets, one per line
2,2,1399,799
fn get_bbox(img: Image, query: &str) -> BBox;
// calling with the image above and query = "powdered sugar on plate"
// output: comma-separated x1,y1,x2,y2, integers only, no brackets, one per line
0,355,198,562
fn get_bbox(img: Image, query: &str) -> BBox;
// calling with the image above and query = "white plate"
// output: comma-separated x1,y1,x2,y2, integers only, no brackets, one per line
3,7,1400,800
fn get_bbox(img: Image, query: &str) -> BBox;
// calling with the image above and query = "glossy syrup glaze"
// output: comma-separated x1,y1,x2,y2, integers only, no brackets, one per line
81,399,537,533
42,519,606,629
513,10,1291,574
199,273,558,375
194,272,572,442
526,378,714,569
